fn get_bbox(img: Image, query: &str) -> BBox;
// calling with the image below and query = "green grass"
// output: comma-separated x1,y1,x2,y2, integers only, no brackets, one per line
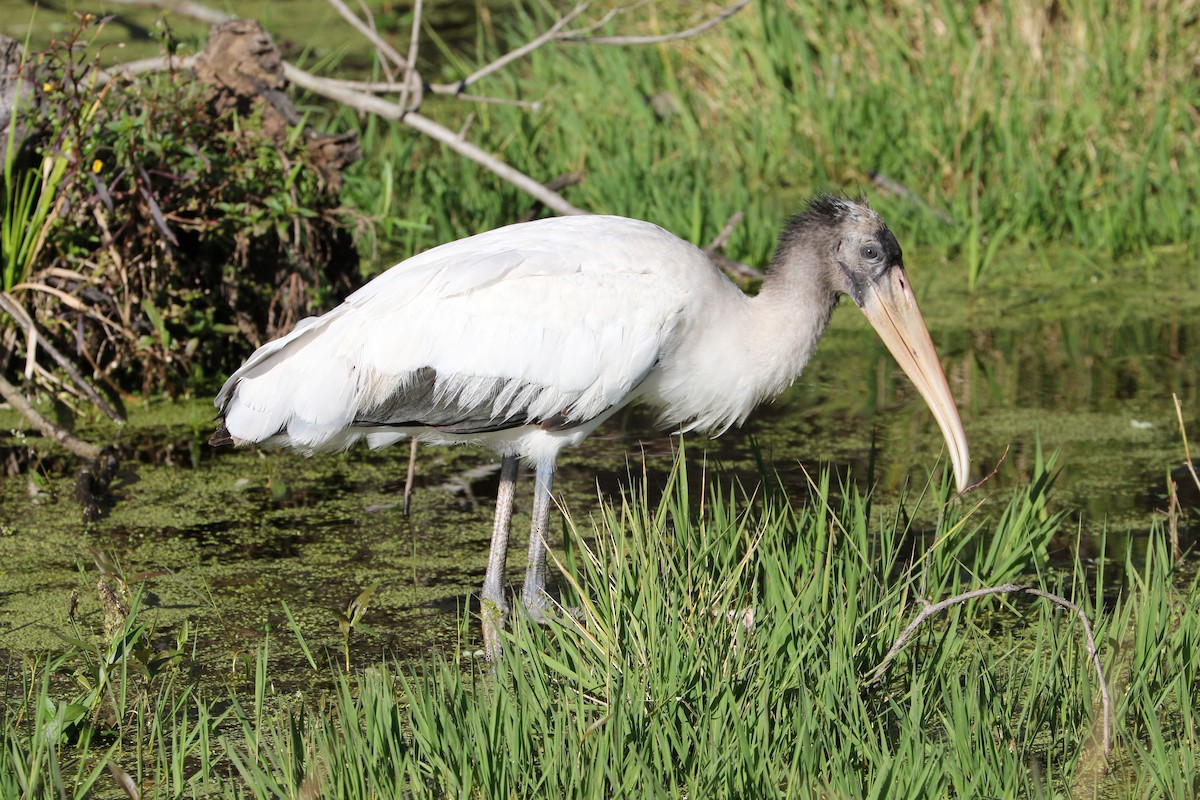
2,452,1196,798
329,0,1199,288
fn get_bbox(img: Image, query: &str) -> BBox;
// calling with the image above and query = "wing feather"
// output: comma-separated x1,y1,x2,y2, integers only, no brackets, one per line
216,216,707,451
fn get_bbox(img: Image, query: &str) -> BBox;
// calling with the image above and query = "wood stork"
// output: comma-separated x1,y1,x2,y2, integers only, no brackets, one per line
210,194,971,658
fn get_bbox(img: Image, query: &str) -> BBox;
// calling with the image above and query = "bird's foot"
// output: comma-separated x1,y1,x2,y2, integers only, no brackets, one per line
520,594,588,626
523,599,549,626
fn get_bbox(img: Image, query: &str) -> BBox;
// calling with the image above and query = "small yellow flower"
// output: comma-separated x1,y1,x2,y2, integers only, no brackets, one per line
42,81,55,93
91,159,103,174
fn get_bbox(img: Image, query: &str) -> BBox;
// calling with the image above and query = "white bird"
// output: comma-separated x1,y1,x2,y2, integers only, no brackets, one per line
211,195,971,659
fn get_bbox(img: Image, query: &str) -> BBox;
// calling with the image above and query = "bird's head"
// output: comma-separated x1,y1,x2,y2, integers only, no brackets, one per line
780,194,971,493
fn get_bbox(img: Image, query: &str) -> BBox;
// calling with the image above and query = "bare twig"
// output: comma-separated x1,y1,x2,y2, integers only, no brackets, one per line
561,0,751,45
0,292,123,422
429,2,592,96
870,171,955,226
402,437,418,516
700,211,761,280
559,4,633,39
103,0,233,25
454,93,542,111
427,1,746,95
707,251,761,281
282,62,588,216
308,77,412,93
103,54,197,77
397,0,423,114
11,282,129,336
519,171,585,221
867,583,1112,762
1172,393,1200,494
403,108,590,214
299,77,539,109
325,0,408,74
1166,478,1181,563
457,111,476,140
948,444,1008,506
353,0,381,52
0,370,104,461
704,210,745,253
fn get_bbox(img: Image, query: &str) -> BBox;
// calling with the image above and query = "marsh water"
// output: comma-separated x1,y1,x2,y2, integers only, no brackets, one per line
0,247,1196,669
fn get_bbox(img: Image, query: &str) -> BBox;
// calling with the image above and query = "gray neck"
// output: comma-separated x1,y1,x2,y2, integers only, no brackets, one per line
647,238,838,434
744,240,837,395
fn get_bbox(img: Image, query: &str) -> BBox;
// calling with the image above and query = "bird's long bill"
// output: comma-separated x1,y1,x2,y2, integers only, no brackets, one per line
859,268,971,493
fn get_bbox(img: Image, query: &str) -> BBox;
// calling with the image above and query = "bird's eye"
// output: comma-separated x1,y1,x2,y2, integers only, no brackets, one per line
861,244,881,262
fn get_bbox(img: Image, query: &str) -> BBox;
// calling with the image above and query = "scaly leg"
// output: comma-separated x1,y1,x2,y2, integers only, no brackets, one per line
521,458,556,621
481,454,519,660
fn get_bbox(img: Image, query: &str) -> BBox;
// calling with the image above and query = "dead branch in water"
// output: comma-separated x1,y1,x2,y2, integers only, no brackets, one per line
0,369,102,461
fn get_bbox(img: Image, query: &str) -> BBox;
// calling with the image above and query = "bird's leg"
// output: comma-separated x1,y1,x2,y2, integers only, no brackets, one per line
481,454,519,660
520,459,556,622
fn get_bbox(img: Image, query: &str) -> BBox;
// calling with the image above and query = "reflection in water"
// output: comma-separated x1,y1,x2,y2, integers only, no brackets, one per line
778,291,1198,548
582,287,1198,556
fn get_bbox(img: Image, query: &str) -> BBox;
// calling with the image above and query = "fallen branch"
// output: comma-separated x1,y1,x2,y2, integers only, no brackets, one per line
0,292,123,422
1166,477,1182,563
100,53,196,77
325,0,408,75
402,437,418,516
704,209,744,253
428,3,592,96
101,1,747,228
1172,393,1200,494
518,171,585,221
866,583,1112,762
0,369,104,461
282,62,589,216
703,210,761,280
561,0,751,45
396,0,423,114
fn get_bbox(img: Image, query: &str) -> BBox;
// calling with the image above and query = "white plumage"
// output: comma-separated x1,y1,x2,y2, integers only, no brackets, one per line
214,197,971,659
216,215,798,459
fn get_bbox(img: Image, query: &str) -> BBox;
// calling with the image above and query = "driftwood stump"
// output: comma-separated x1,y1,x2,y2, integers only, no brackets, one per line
193,19,361,190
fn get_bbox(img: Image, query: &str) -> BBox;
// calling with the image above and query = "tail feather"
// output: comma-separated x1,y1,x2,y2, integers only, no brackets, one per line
214,308,363,451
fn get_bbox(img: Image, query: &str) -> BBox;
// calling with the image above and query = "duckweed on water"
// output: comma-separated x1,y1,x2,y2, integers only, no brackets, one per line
1,452,1197,798
0,398,491,662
